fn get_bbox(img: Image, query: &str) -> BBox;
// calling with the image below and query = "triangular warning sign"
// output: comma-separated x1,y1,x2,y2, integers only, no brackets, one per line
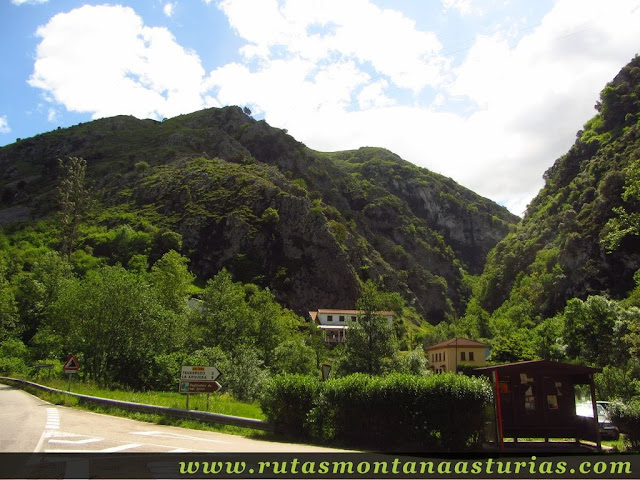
63,354,79,370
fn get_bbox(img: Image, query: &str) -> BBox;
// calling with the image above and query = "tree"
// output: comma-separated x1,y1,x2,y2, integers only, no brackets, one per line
0,262,18,343
488,328,538,363
532,315,567,362
14,251,72,343
198,269,255,353
149,250,194,314
46,265,180,387
342,280,398,375
602,159,640,252
56,157,89,260
563,296,628,367
249,287,299,366
272,339,316,375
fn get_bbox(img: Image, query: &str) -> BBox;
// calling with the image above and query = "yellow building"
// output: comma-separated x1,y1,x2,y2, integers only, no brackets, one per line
427,337,488,373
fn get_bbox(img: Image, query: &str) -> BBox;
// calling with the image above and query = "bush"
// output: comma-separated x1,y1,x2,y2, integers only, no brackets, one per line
260,374,321,437
310,373,492,451
0,338,30,375
222,347,269,402
609,400,640,451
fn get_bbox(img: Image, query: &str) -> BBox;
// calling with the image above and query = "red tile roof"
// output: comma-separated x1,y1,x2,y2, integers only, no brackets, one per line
427,337,487,350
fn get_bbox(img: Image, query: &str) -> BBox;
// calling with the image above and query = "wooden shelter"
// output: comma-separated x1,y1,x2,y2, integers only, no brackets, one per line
475,360,603,451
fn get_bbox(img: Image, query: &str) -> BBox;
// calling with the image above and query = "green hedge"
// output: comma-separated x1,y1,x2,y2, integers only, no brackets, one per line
260,374,321,437
260,373,493,451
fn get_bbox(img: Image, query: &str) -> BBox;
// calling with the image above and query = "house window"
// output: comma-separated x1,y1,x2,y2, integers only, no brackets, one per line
460,352,466,361
351,316,357,322
327,315,333,322
469,352,474,361
339,315,345,322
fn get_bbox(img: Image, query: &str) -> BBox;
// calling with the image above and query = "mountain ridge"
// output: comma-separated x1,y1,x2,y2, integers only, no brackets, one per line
0,105,518,323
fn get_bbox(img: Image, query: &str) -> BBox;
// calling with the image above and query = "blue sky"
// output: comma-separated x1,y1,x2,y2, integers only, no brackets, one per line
1,0,639,215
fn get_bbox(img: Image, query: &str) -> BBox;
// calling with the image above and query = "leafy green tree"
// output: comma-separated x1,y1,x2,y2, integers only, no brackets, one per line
563,295,626,367
271,339,316,375
14,251,72,343
198,269,255,353
488,328,538,363
0,337,29,375
45,265,180,387
56,157,89,260
602,159,640,252
595,362,640,401
222,347,269,402
149,250,194,314
341,280,398,375
0,262,18,342
532,315,567,361
249,288,299,366
394,347,429,375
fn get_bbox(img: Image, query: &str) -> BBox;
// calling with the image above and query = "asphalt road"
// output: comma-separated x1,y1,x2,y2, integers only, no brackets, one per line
0,383,344,453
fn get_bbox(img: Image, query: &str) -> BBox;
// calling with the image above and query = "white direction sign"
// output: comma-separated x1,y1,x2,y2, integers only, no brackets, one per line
180,365,221,382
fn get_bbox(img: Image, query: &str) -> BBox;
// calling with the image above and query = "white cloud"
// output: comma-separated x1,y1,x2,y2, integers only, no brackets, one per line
441,0,474,16
0,115,10,134
47,108,59,123
12,0,48,5
216,0,449,92
28,4,206,120
442,0,640,211
25,0,640,215
208,0,640,214
163,2,175,17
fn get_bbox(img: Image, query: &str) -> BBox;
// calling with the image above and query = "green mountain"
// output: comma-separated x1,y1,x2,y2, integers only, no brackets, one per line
0,106,517,323
475,55,640,323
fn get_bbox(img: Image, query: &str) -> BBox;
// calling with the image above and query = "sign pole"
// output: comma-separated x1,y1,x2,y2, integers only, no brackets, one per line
186,393,190,410
67,372,72,392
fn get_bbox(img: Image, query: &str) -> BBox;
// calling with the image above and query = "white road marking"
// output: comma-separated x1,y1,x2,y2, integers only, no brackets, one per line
35,408,60,452
45,444,142,453
45,407,60,430
48,437,102,444
99,443,142,453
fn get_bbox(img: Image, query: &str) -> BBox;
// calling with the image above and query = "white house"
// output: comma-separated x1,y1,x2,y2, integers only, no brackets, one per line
309,309,394,344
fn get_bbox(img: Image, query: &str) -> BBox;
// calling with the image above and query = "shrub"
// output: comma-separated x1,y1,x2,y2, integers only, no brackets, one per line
609,400,640,451
222,347,269,402
134,161,150,172
310,373,492,451
0,338,30,375
260,374,321,436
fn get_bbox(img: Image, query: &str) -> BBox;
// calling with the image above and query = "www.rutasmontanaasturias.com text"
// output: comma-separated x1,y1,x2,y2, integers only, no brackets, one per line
177,455,633,477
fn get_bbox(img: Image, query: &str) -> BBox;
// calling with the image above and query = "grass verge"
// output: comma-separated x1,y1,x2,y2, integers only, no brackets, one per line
6,376,269,438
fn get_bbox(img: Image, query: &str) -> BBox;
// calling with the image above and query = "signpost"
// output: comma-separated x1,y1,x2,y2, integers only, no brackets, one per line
180,365,222,410
63,354,79,391
179,381,222,394
321,363,332,381
180,366,221,382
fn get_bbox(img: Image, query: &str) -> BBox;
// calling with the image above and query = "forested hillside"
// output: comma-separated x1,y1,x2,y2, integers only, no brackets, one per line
0,106,516,324
456,55,640,397
0,98,522,390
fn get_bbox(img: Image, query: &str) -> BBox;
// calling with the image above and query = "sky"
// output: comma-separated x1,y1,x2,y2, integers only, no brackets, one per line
1,1,640,215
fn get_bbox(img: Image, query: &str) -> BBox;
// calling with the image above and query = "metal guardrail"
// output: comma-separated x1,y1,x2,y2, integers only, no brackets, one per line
0,377,274,432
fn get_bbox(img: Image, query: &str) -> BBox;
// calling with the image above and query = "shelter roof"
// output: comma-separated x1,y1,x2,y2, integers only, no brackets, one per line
474,360,601,375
